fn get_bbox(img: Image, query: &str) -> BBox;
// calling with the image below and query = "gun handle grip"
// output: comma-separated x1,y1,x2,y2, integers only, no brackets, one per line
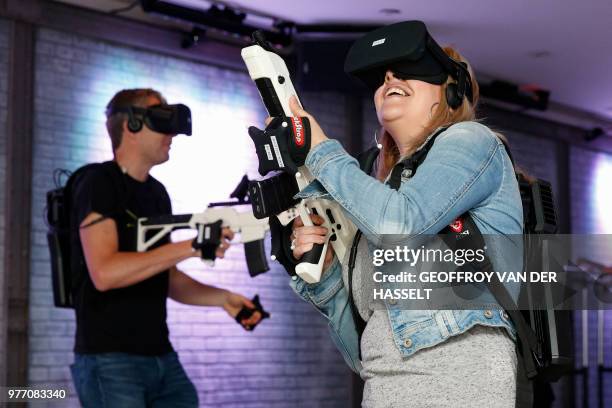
296,242,326,283
295,201,326,283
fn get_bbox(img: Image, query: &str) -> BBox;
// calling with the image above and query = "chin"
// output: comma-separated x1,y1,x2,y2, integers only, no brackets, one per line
381,113,403,125
380,113,405,130
155,154,170,165
380,103,408,123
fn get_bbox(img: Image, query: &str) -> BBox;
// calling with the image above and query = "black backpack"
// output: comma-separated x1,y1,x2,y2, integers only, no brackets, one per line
46,163,101,308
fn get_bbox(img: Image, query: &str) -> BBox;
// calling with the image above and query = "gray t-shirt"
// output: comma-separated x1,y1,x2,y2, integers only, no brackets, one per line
341,239,518,407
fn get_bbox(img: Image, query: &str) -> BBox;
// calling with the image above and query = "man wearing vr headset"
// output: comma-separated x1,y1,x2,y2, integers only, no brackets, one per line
281,22,528,407
70,88,262,407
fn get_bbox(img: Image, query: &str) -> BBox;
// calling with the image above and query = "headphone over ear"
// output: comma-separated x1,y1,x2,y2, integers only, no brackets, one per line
445,83,461,109
126,107,143,133
445,61,470,109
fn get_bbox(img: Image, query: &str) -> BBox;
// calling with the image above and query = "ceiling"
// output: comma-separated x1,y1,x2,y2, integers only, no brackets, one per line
55,0,612,123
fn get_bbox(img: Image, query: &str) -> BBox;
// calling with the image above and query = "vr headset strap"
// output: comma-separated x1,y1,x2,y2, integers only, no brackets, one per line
425,34,473,104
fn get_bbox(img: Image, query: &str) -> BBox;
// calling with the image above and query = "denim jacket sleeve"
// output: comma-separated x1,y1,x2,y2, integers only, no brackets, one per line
289,258,363,373
302,122,504,242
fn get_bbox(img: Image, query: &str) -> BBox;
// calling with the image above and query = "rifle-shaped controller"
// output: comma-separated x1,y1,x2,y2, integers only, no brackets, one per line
136,176,270,277
241,32,357,283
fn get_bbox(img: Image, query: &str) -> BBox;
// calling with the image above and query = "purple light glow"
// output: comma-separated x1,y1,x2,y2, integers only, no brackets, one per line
594,154,612,234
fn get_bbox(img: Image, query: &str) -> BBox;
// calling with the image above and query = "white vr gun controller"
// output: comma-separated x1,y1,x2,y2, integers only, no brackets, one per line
241,43,357,284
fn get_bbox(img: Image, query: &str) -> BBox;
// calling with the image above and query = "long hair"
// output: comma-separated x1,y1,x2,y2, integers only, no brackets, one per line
375,46,480,180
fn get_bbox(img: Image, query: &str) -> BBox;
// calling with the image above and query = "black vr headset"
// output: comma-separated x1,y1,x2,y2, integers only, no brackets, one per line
344,21,473,109
107,103,192,136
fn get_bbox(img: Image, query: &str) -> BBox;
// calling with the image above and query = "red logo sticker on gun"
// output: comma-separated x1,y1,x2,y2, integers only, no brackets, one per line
291,117,305,146
449,218,463,233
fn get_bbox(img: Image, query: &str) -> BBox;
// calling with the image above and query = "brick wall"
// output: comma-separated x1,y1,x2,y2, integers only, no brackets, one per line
28,27,350,407
503,130,559,195
0,18,9,387
569,146,612,408
302,92,348,147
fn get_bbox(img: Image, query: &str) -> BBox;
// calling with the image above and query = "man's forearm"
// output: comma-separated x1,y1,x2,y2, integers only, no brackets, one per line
169,268,229,307
91,241,195,291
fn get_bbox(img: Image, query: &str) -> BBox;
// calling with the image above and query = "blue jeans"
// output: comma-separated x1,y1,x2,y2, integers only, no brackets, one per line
71,352,198,407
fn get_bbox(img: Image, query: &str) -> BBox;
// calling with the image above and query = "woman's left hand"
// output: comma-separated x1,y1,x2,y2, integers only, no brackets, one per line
289,95,329,149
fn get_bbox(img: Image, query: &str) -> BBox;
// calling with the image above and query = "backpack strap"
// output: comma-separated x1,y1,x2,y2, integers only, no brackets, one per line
67,161,133,291
71,161,132,228
65,163,104,227
439,214,541,379
347,127,447,359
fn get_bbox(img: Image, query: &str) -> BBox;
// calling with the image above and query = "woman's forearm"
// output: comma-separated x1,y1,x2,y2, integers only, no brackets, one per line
304,126,502,238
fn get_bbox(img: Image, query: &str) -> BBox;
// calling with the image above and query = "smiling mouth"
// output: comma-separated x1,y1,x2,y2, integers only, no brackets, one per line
385,87,410,98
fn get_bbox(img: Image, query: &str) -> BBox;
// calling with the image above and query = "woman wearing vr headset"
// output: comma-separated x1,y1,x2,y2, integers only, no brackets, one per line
288,21,526,407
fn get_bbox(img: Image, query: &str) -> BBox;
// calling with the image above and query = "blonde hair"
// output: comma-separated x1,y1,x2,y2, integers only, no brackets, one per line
375,46,480,180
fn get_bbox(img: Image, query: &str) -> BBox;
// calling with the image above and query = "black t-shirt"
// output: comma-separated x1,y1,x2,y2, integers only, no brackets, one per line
70,161,173,355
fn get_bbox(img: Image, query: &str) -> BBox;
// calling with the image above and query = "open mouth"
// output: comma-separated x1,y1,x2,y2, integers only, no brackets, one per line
385,86,410,98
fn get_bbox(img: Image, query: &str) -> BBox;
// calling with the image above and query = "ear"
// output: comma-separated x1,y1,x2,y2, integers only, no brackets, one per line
121,119,137,144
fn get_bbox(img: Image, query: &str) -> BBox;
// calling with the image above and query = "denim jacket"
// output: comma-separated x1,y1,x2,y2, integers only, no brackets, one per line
289,121,523,373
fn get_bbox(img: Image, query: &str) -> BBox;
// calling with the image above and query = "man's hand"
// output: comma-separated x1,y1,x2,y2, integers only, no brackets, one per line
192,225,234,261
215,227,234,259
222,292,262,328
